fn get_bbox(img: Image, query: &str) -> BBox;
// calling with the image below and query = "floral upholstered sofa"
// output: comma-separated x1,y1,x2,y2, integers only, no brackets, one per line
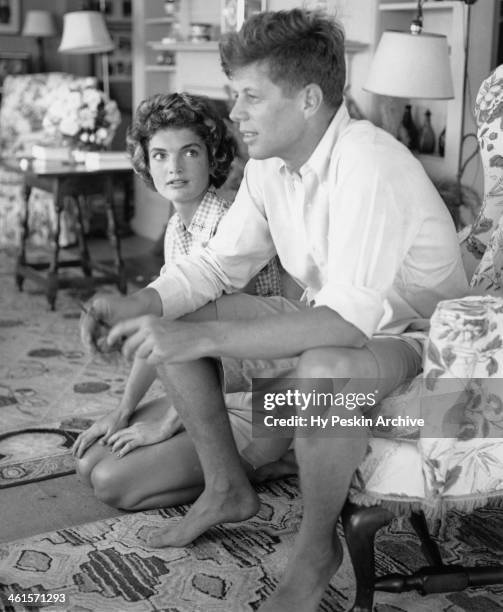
0,72,113,248
342,64,503,610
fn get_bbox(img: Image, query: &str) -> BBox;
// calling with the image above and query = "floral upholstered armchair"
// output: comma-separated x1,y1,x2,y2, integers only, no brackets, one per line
341,64,503,611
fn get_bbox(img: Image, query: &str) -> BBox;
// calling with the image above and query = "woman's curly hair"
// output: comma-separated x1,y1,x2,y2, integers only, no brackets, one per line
126,92,237,191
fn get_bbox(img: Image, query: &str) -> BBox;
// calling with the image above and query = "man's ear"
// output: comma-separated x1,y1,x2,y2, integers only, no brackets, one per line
302,83,324,118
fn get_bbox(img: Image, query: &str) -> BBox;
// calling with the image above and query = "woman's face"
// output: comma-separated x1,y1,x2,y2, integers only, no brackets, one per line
148,127,211,210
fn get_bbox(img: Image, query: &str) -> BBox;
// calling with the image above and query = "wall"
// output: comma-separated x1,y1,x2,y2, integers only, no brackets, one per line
0,0,92,76
130,0,496,239
0,0,132,150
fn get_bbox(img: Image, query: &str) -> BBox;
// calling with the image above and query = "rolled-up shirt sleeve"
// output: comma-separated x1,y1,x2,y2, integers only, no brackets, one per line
149,164,277,319
312,149,407,338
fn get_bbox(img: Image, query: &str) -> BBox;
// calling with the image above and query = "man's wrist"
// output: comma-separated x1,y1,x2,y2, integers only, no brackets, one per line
134,287,163,317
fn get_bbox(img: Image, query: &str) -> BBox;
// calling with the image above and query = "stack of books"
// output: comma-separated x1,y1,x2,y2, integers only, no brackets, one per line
31,145,72,162
84,151,131,170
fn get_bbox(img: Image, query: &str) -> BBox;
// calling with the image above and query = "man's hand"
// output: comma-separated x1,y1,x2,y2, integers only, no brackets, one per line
79,294,127,355
106,410,184,457
79,289,163,356
107,315,215,365
72,408,130,458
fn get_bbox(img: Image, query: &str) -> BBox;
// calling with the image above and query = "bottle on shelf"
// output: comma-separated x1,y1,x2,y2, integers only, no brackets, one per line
438,127,446,157
397,104,418,151
418,109,436,155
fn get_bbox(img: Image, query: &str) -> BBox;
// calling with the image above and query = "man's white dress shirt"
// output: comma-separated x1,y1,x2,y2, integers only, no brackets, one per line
149,105,468,338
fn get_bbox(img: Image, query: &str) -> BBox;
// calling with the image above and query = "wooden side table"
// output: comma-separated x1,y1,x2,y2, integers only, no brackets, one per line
3,159,132,310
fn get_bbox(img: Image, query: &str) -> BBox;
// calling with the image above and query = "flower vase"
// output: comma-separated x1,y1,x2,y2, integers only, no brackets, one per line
71,149,87,164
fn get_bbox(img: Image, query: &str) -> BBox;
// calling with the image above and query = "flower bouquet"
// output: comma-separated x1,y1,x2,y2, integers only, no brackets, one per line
42,78,121,153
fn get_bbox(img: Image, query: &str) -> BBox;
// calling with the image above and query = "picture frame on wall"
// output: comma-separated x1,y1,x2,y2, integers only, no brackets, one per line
221,0,267,34
0,0,20,35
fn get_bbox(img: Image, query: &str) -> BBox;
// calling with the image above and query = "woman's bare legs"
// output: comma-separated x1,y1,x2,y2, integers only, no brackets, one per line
76,395,225,510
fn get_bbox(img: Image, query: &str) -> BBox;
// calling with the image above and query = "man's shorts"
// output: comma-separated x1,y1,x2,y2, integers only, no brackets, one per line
214,293,423,468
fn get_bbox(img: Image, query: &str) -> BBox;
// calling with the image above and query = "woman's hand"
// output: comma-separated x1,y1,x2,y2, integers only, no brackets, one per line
107,409,184,457
72,408,130,458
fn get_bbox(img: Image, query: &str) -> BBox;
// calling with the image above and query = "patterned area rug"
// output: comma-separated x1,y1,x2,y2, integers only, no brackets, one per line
2,478,503,612
0,249,163,488
3,250,503,611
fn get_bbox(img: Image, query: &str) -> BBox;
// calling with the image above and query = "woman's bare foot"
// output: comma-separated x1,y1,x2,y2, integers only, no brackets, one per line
258,531,343,612
148,480,260,548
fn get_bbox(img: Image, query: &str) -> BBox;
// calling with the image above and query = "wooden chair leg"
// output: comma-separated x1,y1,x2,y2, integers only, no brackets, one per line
410,510,443,567
341,501,394,612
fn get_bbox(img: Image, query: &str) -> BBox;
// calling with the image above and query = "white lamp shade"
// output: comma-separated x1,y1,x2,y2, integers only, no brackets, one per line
364,30,454,100
22,10,57,38
59,11,114,54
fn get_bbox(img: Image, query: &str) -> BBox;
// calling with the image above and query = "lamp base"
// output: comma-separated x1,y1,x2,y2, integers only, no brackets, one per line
378,96,401,138
34,37,46,73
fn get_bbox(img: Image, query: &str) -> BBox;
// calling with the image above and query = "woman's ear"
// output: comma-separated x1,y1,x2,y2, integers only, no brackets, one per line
302,83,324,118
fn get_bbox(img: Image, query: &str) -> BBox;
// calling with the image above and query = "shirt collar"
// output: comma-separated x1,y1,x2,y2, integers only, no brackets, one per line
278,103,351,180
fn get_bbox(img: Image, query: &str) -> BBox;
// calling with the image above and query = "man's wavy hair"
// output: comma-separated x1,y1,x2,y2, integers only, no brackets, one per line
219,8,346,110
127,92,237,191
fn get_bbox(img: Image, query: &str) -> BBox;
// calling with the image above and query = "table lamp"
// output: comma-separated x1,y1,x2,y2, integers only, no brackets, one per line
364,31,454,102
22,10,57,73
58,11,114,98
365,0,478,200
364,0,455,143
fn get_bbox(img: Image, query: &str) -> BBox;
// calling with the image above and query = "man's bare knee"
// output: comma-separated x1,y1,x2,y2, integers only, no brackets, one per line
295,347,362,379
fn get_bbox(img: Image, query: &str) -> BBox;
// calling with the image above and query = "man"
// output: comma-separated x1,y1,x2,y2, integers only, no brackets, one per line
81,9,467,611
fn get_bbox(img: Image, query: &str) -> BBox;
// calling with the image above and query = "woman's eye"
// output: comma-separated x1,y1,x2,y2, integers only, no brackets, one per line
185,149,199,158
151,151,165,162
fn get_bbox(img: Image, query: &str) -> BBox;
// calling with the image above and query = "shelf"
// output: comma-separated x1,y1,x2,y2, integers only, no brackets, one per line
147,41,219,52
147,38,364,54
346,40,368,54
380,1,458,10
145,65,177,72
106,18,132,26
145,16,177,25
109,76,132,82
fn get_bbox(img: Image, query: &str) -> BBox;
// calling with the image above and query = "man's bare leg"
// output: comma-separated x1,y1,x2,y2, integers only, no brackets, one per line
259,346,388,612
148,357,259,548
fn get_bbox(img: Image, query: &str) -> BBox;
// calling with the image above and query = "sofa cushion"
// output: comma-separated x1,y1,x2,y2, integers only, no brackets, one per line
419,295,503,512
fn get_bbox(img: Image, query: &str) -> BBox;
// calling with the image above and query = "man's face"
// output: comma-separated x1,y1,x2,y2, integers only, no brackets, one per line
229,62,307,166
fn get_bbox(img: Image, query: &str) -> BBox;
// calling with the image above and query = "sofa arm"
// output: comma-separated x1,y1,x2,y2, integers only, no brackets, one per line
420,295,503,512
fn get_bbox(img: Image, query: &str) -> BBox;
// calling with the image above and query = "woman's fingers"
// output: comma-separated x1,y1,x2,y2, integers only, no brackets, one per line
72,429,98,458
117,441,135,457
110,432,139,457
